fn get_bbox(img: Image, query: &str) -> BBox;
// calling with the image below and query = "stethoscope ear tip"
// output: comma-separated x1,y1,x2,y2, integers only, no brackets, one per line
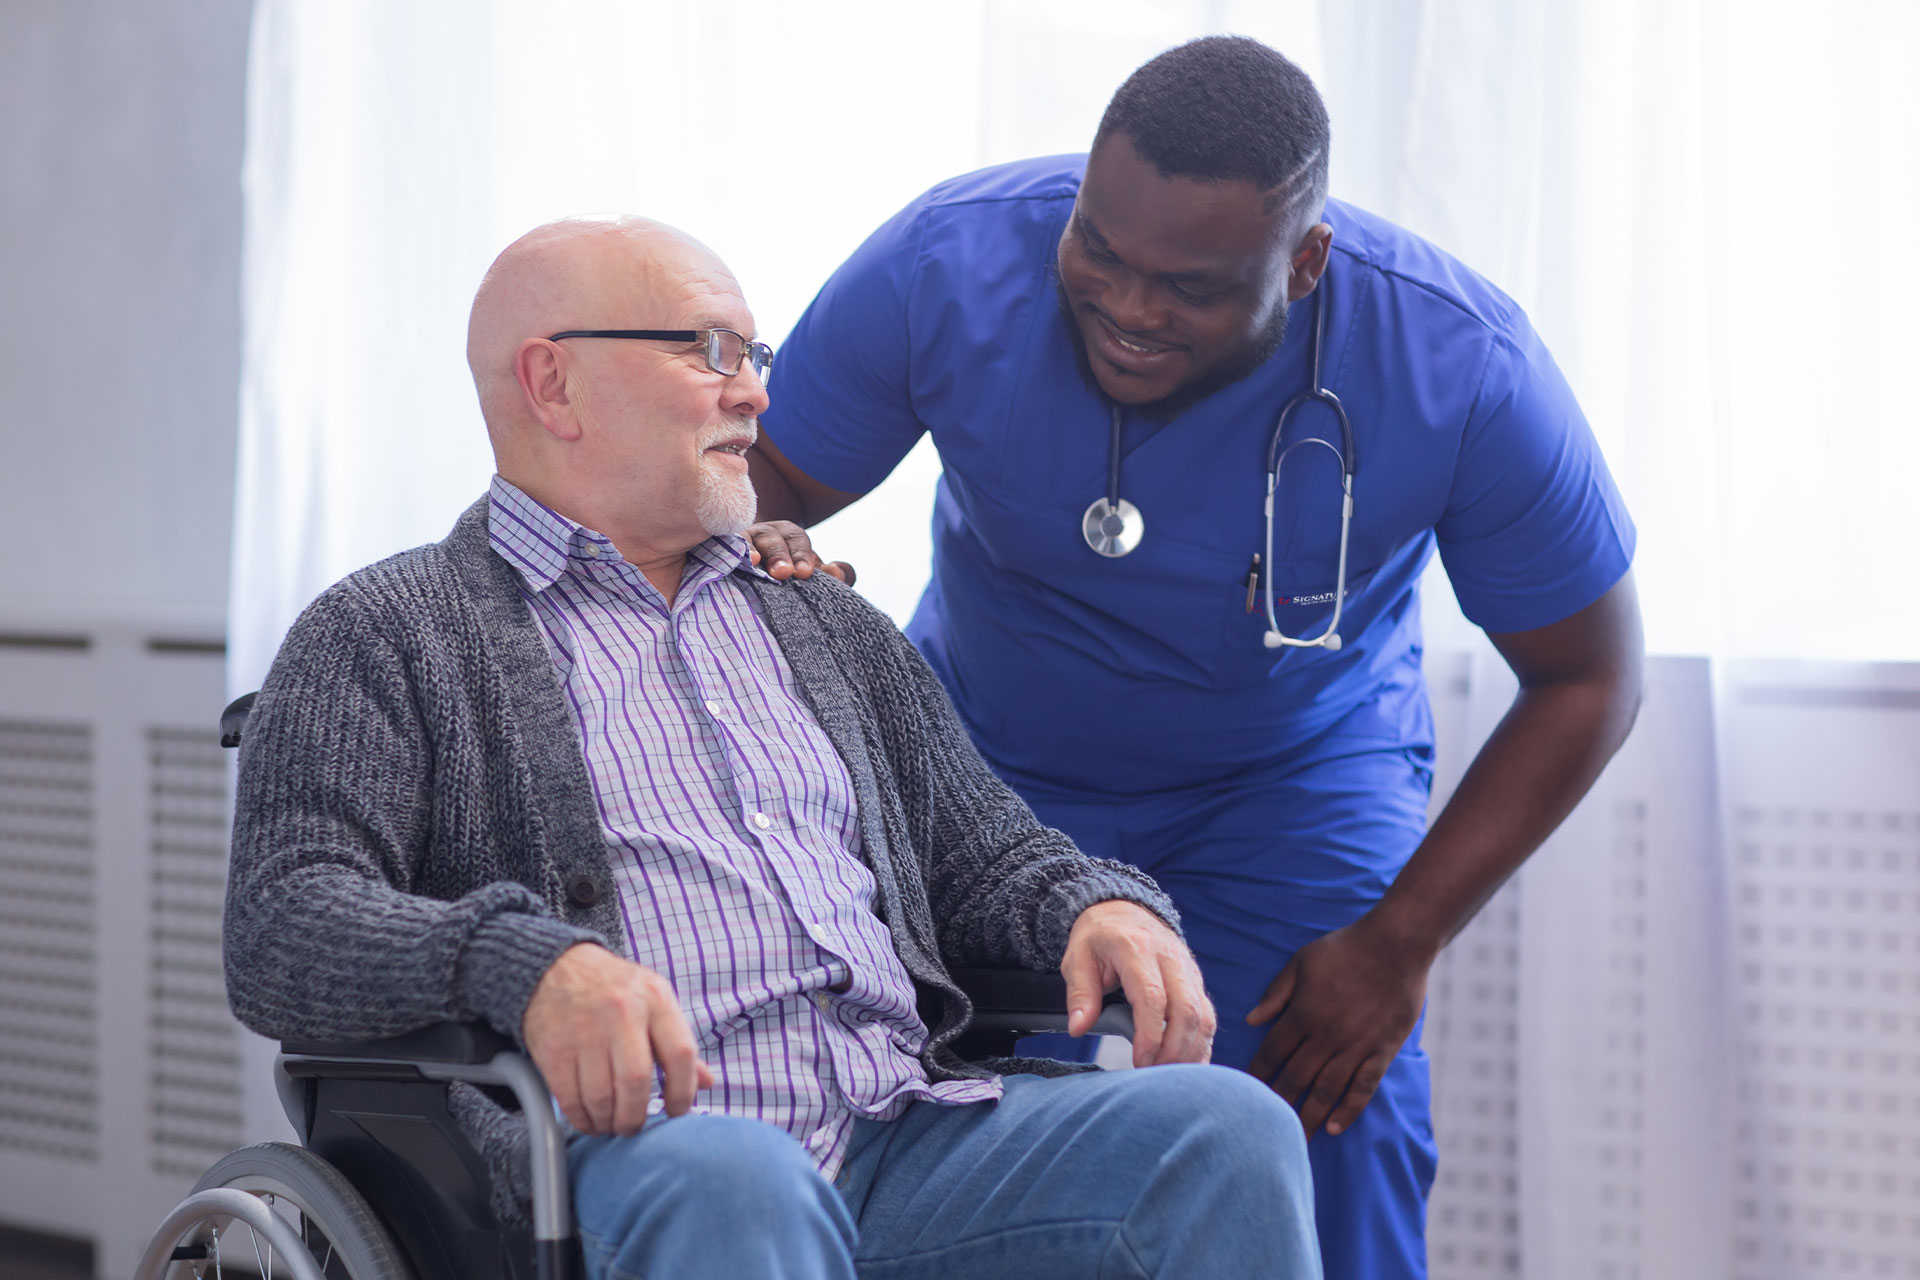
1262,631,1284,650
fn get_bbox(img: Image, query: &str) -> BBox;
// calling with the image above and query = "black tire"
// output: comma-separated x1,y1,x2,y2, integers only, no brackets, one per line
190,1141,414,1280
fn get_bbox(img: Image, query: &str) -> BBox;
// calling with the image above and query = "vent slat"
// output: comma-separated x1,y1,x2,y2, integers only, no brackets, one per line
1731,806,1920,1269
0,719,95,1163
147,726,244,1176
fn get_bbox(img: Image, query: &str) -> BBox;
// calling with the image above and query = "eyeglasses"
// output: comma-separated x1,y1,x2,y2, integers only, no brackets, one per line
547,327,774,384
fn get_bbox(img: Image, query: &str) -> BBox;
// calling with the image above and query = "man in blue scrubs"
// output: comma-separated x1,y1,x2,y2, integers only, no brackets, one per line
745,36,1643,1280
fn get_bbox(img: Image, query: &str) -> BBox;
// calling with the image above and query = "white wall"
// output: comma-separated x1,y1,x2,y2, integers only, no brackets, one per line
0,0,250,636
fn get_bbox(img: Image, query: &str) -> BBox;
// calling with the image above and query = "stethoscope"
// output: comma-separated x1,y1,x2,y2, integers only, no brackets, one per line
1080,286,1357,652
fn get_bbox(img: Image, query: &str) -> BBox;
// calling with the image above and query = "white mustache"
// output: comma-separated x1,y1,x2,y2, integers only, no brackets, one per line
699,419,759,452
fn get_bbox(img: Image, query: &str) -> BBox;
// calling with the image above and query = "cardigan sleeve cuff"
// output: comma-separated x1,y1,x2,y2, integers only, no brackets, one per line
1031,860,1184,967
453,911,608,1045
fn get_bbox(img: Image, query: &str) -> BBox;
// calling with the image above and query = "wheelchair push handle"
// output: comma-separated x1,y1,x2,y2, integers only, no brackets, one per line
219,691,256,748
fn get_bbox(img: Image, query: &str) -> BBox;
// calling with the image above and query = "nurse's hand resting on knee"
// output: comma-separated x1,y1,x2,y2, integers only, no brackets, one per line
522,943,714,1136
1245,914,1429,1138
1061,900,1217,1068
746,521,857,585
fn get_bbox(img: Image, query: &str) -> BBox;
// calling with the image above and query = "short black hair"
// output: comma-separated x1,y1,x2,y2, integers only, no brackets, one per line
1094,36,1330,227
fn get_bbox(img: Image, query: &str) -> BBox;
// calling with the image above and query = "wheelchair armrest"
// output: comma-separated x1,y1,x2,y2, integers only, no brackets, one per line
281,1020,515,1065
950,966,1134,1041
276,1020,574,1264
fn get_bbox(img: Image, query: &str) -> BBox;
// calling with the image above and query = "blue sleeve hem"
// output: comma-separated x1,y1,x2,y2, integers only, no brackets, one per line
1455,529,1636,635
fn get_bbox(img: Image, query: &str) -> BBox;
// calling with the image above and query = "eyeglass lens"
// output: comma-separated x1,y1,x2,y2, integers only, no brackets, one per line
705,330,773,384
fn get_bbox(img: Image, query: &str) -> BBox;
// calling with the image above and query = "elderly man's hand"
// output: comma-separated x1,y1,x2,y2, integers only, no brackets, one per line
522,944,713,1135
746,520,856,585
1061,900,1215,1068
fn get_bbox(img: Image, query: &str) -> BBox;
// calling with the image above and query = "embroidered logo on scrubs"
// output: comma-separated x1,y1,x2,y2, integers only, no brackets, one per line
1278,590,1339,606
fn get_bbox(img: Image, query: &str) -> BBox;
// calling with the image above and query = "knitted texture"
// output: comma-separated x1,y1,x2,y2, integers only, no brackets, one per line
226,496,1179,1218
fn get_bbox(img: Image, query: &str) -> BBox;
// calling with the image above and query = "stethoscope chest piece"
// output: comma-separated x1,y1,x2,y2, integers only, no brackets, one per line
1082,496,1144,557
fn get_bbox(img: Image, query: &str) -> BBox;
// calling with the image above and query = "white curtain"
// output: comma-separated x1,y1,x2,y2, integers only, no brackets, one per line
1321,0,1920,661
231,4,1920,1277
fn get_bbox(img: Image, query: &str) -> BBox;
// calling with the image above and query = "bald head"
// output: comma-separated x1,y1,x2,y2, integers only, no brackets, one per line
467,215,730,436
463,215,770,582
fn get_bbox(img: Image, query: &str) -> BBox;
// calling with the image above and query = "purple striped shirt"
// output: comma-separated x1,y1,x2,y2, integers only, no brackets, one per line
487,477,998,1175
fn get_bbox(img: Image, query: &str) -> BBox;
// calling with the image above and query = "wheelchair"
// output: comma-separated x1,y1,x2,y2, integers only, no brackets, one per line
134,694,1134,1280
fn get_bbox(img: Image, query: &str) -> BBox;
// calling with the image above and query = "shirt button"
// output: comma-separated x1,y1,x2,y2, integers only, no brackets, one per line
751,812,773,831
704,699,722,717
813,990,830,1011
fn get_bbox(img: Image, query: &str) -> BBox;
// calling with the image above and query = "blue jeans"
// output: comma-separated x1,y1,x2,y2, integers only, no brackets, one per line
569,1066,1320,1279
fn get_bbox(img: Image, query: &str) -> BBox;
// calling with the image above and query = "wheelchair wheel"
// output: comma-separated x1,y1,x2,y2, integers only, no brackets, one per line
160,1141,414,1280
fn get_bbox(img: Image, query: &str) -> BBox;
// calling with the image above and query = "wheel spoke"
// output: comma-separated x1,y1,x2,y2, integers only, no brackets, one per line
264,1193,276,1280
181,1142,404,1279
301,1206,329,1276
247,1220,269,1278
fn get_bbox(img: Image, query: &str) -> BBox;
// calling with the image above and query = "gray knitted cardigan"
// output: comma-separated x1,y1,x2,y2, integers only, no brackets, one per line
226,496,1177,1212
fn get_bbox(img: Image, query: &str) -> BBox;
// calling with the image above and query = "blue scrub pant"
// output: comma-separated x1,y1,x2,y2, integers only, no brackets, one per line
568,1067,1319,1278
1019,743,1439,1280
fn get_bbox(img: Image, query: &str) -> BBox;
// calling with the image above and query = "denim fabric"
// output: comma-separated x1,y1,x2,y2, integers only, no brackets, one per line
570,1114,857,1280
570,1066,1320,1279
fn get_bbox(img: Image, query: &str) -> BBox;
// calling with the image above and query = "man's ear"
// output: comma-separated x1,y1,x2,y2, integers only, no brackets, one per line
1286,223,1333,303
516,338,584,442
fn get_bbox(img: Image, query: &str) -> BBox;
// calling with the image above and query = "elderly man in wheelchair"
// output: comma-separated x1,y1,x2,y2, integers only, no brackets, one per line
139,216,1320,1280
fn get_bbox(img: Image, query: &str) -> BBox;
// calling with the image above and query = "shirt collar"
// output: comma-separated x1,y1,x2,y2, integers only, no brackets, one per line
688,532,763,586
488,475,761,594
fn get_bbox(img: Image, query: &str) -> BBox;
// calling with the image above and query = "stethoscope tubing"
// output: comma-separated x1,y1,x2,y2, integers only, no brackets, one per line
1086,285,1356,651
1263,287,1357,649
1262,432,1353,648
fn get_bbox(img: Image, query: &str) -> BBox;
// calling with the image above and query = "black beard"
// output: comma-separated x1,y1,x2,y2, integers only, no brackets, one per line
1053,264,1290,423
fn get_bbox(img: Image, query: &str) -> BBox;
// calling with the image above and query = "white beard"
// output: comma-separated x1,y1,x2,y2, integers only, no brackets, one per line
694,421,759,536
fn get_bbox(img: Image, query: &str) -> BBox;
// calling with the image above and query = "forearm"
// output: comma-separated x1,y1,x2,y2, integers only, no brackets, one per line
224,855,597,1045
1368,670,1642,960
935,824,1182,969
225,589,600,1045
919,677,1181,963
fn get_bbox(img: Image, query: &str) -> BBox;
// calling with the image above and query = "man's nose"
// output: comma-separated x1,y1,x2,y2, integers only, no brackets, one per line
1104,273,1166,334
725,361,771,415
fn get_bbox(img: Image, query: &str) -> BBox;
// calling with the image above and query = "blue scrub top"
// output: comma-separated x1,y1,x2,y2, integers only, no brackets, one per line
762,156,1634,799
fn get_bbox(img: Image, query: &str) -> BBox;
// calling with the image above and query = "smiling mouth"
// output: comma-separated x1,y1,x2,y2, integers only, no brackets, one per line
1093,311,1180,357
704,440,752,457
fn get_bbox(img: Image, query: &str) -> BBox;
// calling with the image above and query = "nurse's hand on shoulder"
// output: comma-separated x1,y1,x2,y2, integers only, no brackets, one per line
746,520,857,586
1061,900,1216,1068
1245,913,1431,1138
